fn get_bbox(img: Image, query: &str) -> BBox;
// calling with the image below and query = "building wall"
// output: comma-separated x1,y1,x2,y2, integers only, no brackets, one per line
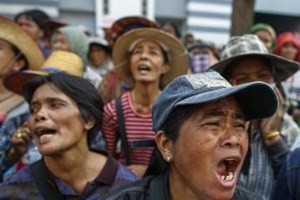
186,0,232,45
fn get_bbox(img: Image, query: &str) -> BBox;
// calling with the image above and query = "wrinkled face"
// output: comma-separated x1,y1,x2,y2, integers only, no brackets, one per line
88,44,109,67
16,15,43,42
281,42,298,61
129,40,169,85
0,39,19,76
229,57,274,85
169,97,248,199
28,83,92,156
52,32,70,51
255,30,273,51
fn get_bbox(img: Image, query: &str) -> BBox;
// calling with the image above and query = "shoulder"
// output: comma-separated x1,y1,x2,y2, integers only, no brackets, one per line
104,176,154,200
0,166,40,199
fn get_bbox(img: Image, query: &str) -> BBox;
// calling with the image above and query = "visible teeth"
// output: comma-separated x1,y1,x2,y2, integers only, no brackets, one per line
222,171,234,181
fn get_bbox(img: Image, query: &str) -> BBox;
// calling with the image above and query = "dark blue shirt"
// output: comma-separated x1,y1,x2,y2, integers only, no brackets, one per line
0,152,137,200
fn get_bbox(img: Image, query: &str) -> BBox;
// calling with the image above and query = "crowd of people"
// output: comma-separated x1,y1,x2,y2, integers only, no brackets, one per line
0,8,300,200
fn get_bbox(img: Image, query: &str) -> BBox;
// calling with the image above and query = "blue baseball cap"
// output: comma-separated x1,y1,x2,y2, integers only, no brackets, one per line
152,70,278,132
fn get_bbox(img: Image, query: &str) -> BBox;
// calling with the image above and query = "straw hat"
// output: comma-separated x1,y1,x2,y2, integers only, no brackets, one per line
113,28,189,88
0,16,44,70
210,34,299,81
4,50,84,95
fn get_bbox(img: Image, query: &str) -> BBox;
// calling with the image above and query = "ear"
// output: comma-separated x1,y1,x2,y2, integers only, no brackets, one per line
84,116,96,131
156,130,174,162
12,59,26,71
161,63,171,75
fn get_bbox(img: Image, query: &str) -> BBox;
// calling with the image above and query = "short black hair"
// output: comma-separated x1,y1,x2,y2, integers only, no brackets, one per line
23,73,104,147
15,9,50,32
144,105,198,177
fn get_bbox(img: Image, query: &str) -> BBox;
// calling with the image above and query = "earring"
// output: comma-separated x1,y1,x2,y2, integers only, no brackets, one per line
166,155,172,162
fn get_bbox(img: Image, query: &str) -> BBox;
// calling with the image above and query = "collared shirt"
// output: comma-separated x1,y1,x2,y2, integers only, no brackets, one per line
271,147,300,200
0,151,137,200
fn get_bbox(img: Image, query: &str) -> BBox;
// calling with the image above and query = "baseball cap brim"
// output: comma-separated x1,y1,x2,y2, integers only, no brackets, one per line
176,81,278,121
210,52,299,81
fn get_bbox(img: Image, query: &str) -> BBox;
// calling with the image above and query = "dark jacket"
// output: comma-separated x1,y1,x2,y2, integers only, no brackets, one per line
103,173,171,200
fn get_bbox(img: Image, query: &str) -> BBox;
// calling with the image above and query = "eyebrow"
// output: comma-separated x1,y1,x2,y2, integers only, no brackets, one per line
31,97,65,105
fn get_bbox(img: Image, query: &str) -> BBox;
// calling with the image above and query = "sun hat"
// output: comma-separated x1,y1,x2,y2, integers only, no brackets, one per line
0,16,44,70
4,50,84,95
113,28,189,88
110,16,158,43
152,70,278,132
187,40,220,60
88,36,111,54
210,34,299,81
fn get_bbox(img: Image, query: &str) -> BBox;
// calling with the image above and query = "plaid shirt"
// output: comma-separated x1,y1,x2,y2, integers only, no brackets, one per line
0,108,29,177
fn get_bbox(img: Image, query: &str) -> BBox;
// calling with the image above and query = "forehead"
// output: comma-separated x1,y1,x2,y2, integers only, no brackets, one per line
32,83,67,101
231,56,271,74
0,38,13,48
133,39,162,50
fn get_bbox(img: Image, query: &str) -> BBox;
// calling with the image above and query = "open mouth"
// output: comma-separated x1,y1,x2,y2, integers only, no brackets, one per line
138,65,151,73
34,127,56,137
216,158,240,184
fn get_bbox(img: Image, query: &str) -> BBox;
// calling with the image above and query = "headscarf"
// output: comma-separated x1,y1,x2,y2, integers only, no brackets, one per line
250,23,276,52
274,32,300,62
54,26,89,63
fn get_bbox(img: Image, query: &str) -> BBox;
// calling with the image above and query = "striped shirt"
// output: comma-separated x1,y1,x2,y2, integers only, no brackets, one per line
102,92,155,165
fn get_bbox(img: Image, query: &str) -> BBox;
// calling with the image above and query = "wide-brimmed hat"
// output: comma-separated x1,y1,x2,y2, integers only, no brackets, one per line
153,70,278,132
113,28,189,88
4,50,83,95
210,34,299,81
110,16,158,42
0,16,44,70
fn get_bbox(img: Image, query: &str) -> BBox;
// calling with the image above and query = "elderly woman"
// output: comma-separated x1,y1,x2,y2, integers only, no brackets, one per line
210,34,300,199
103,70,278,200
101,28,188,178
0,72,136,199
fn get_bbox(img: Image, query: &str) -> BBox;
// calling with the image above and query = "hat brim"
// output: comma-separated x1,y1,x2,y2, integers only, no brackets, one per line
4,71,49,95
210,52,299,81
176,81,278,120
113,28,189,88
0,17,44,70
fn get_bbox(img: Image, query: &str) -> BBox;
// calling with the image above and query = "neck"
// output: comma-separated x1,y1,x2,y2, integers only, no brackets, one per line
131,83,161,114
0,80,14,101
44,142,106,193
169,169,203,200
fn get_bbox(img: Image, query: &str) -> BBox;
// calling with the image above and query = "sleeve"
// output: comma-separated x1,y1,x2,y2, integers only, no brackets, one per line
271,148,300,200
102,100,119,157
266,138,290,177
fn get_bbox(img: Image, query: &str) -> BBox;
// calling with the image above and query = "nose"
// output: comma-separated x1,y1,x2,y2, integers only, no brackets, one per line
33,108,47,122
220,128,241,148
140,51,149,60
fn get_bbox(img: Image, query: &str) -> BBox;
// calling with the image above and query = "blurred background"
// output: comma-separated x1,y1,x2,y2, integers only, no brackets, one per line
1,0,300,45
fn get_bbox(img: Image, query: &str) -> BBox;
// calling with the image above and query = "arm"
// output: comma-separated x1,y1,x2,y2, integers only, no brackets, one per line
102,100,119,157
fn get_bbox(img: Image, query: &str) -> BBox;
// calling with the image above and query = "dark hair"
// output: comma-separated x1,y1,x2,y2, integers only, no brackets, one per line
23,73,104,147
144,105,198,177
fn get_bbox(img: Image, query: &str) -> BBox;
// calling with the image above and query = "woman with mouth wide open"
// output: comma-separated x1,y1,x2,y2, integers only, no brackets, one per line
103,70,278,200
